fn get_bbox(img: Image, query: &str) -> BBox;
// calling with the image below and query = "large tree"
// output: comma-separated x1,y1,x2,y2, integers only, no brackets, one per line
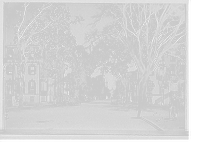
14,3,52,108
81,4,186,111
42,3,82,105
71,45,94,97
92,38,131,104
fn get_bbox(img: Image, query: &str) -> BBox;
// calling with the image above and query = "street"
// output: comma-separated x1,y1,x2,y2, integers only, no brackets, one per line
3,99,187,135
4,100,187,136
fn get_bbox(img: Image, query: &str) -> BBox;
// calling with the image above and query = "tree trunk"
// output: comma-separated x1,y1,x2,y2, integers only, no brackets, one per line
53,76,58,105
19,63,25,108
11,62,15,105
124,86,128,104
75,87,79,100
121,80,127,104
137,74,149,117
161,84,164,107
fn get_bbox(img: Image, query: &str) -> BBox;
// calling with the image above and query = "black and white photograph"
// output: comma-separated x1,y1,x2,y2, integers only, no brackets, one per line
0,0,188,140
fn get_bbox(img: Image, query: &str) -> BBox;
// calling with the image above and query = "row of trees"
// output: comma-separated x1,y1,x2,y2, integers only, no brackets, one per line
87,3,186,117
67,73,110,100
14,3,93,107
10,3,186,116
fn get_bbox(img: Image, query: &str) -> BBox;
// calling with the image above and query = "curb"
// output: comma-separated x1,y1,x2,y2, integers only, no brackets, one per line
141,117,164,131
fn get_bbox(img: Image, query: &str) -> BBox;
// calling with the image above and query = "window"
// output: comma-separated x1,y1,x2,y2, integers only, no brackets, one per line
31,82,34,87
170,56,176,62
134,84,137,90
30,96,34,102
41,82,47,91
7,64,12,74
6,81,14,96
8,48,14,58
7,84,12,91
16,82,25,94
28,80,35,94
170,65,175,76
28,64,36,75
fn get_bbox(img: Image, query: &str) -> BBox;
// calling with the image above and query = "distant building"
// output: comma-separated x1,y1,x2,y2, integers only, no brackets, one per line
115,71,137,102
126,71,137,102
148,55,185,105
115,55,185,105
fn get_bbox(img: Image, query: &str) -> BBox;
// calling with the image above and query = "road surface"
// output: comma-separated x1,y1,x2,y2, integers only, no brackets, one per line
6,100,158,133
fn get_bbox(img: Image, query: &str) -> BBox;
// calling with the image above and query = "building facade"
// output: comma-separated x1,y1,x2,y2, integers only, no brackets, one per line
3,46,48,105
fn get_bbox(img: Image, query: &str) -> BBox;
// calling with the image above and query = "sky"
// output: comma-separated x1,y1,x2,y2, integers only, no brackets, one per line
5,3,136,90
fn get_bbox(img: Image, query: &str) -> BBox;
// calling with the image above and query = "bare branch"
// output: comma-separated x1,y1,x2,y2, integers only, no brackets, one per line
18,4,52,42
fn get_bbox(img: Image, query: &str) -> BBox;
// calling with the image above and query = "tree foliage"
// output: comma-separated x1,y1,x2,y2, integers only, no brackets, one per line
92,38,131,101
68,45,95,96
42,4,76,80
14,3,52,107
88,3,185,114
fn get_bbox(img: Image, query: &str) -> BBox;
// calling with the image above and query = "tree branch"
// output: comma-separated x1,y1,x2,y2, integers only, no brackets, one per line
18,4,52,42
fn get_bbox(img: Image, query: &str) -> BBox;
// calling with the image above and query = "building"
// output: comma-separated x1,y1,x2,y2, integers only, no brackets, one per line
3,45,48,105
148,55,185,106
115,55,185,105
126,71,137,103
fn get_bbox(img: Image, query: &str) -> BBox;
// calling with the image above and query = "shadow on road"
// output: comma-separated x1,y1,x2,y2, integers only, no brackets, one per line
164,118,172,121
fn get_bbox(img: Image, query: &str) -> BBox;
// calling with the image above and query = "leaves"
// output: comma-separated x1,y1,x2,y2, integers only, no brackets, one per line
72,46,94,88
84,3,185,81
92,37,131,81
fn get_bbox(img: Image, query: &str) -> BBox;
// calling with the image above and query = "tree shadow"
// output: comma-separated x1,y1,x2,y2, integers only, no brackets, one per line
131,116,142,120
164,118,172,121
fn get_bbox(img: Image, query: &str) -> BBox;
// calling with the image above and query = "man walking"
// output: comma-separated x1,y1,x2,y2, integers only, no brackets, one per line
169,93,180,120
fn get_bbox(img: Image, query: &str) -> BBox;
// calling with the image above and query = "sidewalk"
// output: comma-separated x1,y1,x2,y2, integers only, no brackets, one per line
139,106,187,135
109,101,187,135
5,101,185,132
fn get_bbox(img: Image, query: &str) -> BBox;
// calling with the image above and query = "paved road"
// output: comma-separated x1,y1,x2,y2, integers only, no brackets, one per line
5,100,168,135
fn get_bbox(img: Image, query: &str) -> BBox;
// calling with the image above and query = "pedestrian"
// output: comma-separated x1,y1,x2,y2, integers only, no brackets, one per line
169,93,180,120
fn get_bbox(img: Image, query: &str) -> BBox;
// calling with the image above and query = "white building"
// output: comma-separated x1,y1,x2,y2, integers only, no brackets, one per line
3,45,48,104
